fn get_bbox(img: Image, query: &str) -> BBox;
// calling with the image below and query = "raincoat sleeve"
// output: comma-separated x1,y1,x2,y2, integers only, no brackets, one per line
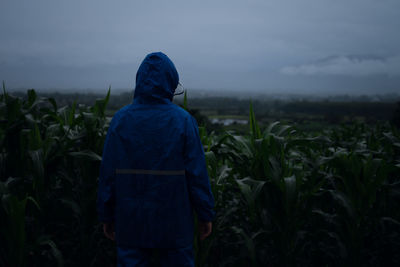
97,124,117,223
184,116,215,222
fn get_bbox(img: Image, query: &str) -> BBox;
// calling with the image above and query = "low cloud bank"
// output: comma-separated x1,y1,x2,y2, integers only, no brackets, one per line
281,55,400,76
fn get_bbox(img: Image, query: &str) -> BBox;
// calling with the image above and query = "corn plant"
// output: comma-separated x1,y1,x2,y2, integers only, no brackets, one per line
1,84,399,267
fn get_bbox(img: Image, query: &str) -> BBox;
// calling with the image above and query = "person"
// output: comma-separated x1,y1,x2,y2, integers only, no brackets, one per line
97,52,215,267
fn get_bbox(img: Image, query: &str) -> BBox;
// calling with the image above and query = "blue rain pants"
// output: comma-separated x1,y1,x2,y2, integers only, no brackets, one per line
117,244,194,267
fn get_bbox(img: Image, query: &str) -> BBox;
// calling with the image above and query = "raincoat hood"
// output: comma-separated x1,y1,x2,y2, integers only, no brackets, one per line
133,52,179,104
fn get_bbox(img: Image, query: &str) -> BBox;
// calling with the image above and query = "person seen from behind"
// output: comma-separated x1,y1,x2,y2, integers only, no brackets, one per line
97,52,215,266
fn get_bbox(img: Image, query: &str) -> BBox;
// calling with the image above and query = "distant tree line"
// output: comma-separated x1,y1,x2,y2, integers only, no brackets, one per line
10,90,400,127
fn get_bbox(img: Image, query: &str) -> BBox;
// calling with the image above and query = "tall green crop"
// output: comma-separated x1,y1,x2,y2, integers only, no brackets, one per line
1,85,399,266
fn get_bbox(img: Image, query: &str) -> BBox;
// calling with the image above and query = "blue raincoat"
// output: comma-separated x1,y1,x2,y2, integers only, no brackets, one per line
97,52,215,251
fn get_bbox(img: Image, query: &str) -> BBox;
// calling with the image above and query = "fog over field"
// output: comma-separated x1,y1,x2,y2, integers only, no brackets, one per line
1,0,400,94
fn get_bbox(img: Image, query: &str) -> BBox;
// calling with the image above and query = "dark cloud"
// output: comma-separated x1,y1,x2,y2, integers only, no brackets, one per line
0,0,399,94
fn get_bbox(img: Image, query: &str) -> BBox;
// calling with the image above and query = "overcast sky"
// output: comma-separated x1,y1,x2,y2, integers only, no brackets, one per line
1,0,400,94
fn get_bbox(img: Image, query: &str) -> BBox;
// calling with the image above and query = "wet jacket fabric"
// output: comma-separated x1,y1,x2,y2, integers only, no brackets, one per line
97,52,215,249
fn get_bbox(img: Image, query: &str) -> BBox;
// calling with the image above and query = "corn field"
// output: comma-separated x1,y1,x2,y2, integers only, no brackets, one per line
1,85,399,266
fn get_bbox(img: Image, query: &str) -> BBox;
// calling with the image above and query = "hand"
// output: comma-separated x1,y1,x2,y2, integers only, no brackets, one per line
198,221,212,241
103,222,115,241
